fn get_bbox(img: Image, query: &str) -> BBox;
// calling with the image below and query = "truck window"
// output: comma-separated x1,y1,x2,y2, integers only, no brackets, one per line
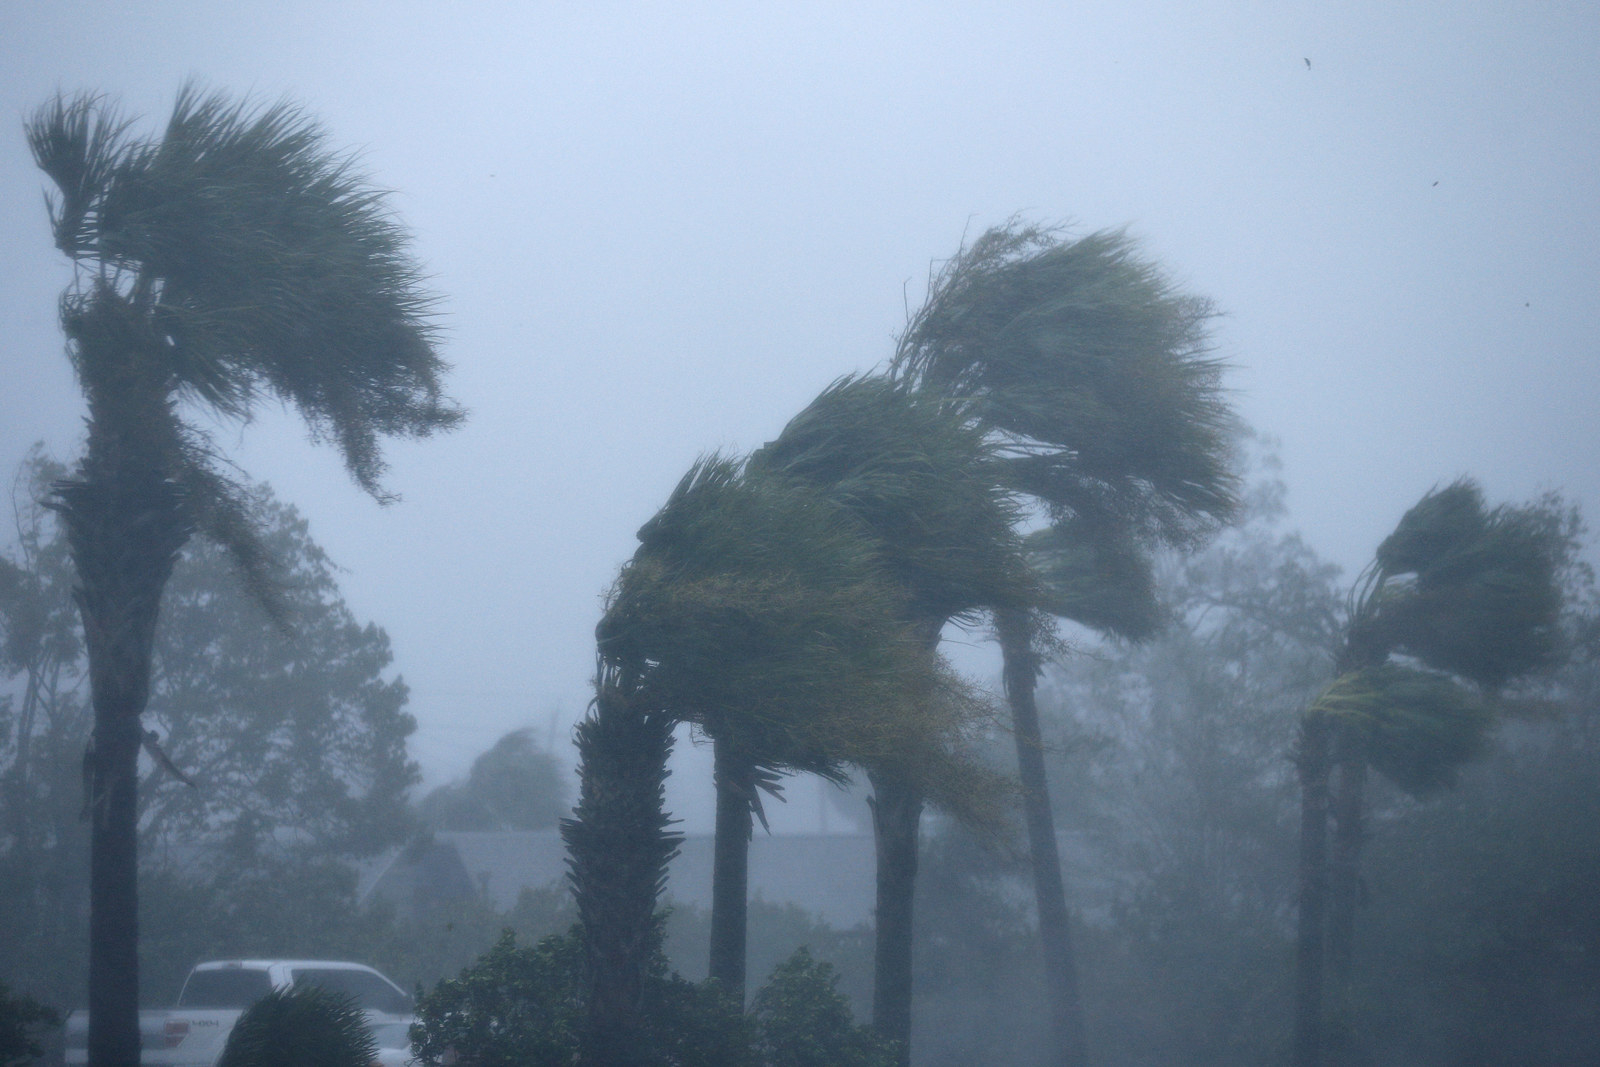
290,968,412,1015
178,968,274,1008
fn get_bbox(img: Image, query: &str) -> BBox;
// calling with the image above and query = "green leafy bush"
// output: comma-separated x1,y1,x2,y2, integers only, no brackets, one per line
412,932,888,1067
216,985,376,1067
751,949,896,1067
410,929,584,1067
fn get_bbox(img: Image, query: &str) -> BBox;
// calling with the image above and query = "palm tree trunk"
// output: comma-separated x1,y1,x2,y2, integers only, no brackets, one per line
86,713,143,1067
1293,713,1333,1067
1326,748,1367,1064
61,358,192,1067
997,608,1087,1067
562,675,681,1067
708,738,752,1001
868,767,921,1067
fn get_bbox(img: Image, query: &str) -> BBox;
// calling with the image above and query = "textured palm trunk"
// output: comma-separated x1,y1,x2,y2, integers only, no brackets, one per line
997,608,1087,1067
1326,747,1367,1064
708,737,752,1001
70,478,185,1067
63,319,190,1067
1293,713,1333,1067
868,767,921,1067
563,679,681,1067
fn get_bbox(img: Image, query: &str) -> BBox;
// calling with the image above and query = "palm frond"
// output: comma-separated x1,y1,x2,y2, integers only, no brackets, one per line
1023,518,1163,641
26,93,136,259
748,374,1034,624
891,222,1240,546
1359,480,1567,688
31,83,462,501
600,453,928,776
1309,665,1491,794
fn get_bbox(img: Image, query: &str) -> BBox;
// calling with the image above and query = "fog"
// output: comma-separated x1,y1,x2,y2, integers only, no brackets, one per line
2,1,1596,830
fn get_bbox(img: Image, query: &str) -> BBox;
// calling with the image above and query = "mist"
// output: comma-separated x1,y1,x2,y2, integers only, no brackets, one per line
1,4,1596,1066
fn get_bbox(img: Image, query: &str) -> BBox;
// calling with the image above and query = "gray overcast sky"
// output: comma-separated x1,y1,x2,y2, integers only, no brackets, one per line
2,2,1597,829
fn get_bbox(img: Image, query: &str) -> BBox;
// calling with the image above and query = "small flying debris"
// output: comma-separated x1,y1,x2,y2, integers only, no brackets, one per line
1433,180,1440,186
1304,57,1311,69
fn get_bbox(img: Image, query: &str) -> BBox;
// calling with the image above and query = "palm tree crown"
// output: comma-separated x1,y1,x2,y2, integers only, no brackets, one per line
29,86,461,522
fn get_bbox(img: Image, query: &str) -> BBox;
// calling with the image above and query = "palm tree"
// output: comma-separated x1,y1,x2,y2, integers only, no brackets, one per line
1291,480,1566,1067
890,222,1239,1067
749,375,1030,1064
27,87,460,1067
573,455,939,1059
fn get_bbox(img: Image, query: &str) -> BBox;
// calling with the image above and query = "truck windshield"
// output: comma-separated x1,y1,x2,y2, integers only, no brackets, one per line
178,968,274,1009
290,968,412,1015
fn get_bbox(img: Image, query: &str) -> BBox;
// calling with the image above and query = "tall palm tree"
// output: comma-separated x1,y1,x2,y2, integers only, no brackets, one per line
574,455,939,1059
1291,480,1565,1067
891,222,1239,1067
749,375,1031,1065
27,87,460,1067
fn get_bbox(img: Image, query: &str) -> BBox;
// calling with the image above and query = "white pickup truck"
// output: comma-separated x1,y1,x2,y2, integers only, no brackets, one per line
64,959,415,1067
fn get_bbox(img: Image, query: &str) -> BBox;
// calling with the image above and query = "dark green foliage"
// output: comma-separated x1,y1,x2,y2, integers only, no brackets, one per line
1310,665,1491,793
411,929,756,1067
419,730,569,832
750,949,896,1067
412,930,896,1067
29,86,461,500
411,929,585,1067
1022,522,1162,641
748,376,1032,626
0,982,58,1067
142,487,419,857
215,986,376,1067
602,453,928,779
892,223,1238,545
1365,481,1567,689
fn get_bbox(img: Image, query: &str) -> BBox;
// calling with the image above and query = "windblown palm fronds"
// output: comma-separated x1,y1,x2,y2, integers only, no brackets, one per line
1309,664,1491,794
892,223,1238,545
600,453,929,777
30,85,462,503
30,84,459,1067
1358,480,1565,688
1293,480,1571,1067
748,374,1034,627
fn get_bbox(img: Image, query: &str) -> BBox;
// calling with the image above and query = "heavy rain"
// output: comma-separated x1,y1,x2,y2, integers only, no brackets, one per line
1,4,1596,1066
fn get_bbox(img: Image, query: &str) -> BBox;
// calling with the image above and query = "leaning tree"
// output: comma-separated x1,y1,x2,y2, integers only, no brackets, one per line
1291,480,1567,1067
27,86,460,1067
748,374,1030,1064
569,454,943,1062
890,223,1239,1067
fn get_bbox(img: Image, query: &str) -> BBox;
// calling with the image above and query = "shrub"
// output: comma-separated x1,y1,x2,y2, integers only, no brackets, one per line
0,983,58,1067
410,928,584,1067
751,949,896,1067
216,985,376,1067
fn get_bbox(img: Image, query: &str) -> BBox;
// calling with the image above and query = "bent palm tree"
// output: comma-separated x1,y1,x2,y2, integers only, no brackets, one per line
1292,480,1565,1067
574,454,939,1058
749,375,1030,1064
891,223,1239,1067
28,87,460,1067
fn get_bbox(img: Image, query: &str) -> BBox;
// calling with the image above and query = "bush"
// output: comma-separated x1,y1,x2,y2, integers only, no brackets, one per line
216,986,376,1067
410,929,584,1067
751,949,896,1067
412,932,886,1067
0,983,58,1067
